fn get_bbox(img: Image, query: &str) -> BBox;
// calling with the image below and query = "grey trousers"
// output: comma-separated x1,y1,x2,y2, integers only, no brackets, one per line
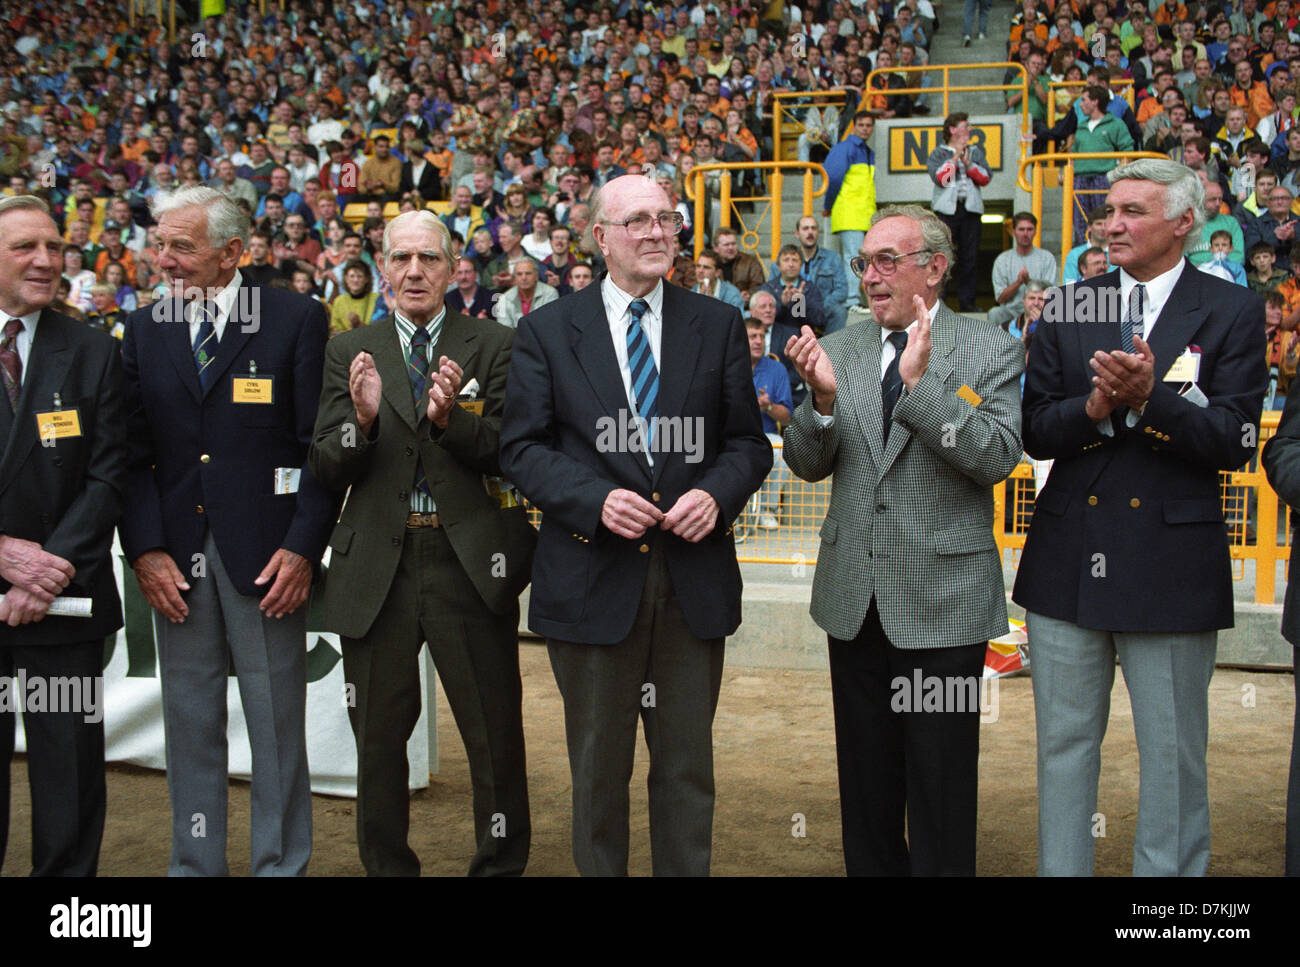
548,539,725,876
154,531,311,876
1027,610,1216,877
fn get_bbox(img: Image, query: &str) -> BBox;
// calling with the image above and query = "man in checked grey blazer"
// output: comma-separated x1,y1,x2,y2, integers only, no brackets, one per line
783,205,1024,876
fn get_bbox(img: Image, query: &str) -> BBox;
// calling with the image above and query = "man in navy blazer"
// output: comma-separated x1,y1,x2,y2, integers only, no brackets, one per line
1014,159,1267,876
120,186,338,876
500,175,771,875
0,196,127,875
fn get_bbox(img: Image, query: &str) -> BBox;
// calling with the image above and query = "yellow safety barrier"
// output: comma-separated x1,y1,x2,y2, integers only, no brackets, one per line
1017,150,1168,276
525,413,1291,606
771,90,853,162
1045,78,1136,129
864,63,1031,128
684,161,827,262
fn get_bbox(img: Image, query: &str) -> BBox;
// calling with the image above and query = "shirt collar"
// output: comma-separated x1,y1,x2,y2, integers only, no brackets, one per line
602,275,664,323
879,298,939,346
394,304,447,339
1119,257,1184,310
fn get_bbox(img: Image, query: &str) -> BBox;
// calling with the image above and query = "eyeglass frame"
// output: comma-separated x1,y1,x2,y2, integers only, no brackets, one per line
849,248,932,277
600,211,686,238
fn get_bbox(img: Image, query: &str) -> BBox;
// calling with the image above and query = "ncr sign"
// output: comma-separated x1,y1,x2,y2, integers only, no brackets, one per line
887,124,1003,173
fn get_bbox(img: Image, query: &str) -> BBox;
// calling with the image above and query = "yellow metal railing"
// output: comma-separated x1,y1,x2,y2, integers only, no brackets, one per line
684,161,827,262
772,90,852,162
1017,150,1167,276
1044,78,1136,129
526,413,1291,605
864,63,1031,129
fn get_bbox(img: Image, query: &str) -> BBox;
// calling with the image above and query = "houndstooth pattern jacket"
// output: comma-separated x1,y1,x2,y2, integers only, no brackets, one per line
782,303,1025,648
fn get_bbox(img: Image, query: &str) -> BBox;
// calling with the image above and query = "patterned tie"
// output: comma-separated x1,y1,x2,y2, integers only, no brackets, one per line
192,300,218,391
408,325,433,501
1120,283,1145,352
881,330,909,443
0,317,22,409
626,298,659,450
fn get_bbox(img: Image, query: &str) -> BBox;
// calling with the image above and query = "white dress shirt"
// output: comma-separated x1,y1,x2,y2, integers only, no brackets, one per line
186,269,245,344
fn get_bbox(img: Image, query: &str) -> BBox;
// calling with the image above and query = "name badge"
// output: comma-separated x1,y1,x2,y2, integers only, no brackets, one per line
232,376,274,404
36,409,82,440
458,398,485,416
1164,348,1201,383
956,384,983,407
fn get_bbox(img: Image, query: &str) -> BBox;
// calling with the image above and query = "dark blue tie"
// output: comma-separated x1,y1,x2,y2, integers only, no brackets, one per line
881,330,908,443
626,298,659,449
193,300,218,392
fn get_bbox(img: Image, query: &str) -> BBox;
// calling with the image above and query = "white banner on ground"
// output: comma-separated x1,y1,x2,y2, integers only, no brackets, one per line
14,542,436,797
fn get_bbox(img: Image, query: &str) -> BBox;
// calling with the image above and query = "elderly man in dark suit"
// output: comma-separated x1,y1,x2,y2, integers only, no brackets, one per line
0,196,127,876
782,205,1024,876
120,186,338,876
1260,396,1300,876
500,174,771,876
1014,158,1267,876
309,210,536,877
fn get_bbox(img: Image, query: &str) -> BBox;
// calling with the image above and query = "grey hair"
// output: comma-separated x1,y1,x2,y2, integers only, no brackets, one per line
1107,158,1206,253
869,203,955,285
1025,279,1053,293
381,209,455,264
0,194,51,225
150,186,250,249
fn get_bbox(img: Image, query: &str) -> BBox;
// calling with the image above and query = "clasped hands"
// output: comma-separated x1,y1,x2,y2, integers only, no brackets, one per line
349,350,465,432
0,535,74,626
1085,334,1155,420
785,295,934,416
601,488,718,543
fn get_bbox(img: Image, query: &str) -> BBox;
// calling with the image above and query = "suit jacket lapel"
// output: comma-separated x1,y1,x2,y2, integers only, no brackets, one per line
0,309,71,497
369,317,419,431
203,283,257,398
848,322,886,469
570,281,652,483
877,303,958,478
1146,261,1209,383
1077,271,1124,380
651,285,702,487
160,297,204,402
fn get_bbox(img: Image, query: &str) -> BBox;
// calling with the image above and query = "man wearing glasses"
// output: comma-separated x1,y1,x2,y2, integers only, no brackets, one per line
502,174,771,875
782,205,1024,875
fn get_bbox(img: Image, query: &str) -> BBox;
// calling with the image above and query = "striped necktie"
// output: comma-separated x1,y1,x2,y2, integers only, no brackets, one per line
193,300,218,391
626,297,659,450
0,317,23,409
1120,283,1145,352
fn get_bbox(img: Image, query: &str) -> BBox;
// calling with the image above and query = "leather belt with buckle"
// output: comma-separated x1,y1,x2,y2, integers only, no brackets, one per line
405,512,441,528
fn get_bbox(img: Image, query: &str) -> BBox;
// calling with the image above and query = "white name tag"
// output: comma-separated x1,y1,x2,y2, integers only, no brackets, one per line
1164,349,1201,383
274,467,302,494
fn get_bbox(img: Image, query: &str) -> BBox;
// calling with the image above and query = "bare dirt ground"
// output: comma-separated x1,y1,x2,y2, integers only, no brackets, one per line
2,642,1293,876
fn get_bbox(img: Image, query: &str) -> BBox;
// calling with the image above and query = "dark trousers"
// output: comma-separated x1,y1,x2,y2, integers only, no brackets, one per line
1289,645,1299,876
341,526,530,877
938,202,982,311
0,639,105,876
828,601,986,876
548,539,725,876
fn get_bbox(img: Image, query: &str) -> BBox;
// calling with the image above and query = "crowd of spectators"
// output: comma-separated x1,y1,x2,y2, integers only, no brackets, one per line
0,0,927,349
